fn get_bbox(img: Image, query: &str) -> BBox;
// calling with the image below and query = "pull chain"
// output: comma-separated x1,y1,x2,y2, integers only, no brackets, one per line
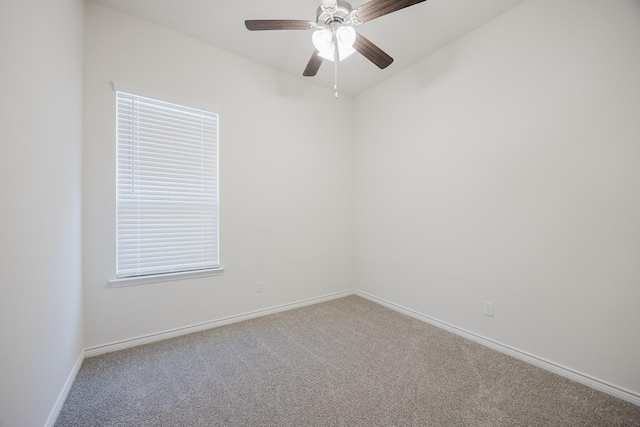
334,38,339,99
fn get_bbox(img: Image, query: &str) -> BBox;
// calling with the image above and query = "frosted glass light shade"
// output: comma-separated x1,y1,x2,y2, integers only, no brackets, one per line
336,26,356,60
313,26,357,62
318,44,336,61
312,28,333,52
336,26,356,46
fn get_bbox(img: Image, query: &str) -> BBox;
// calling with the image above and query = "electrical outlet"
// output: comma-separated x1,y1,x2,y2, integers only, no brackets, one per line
482,301,494,317
256,281,263,293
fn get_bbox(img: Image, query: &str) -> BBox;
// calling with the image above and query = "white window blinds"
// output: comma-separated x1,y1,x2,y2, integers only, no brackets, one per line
116,88,219,279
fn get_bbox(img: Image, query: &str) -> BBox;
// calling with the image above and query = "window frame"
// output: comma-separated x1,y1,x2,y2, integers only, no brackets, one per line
108,82,223,287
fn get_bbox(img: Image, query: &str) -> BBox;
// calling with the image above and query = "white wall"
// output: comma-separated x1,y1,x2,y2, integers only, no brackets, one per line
83,1,354,349
0,0,84,426
354,0,640,396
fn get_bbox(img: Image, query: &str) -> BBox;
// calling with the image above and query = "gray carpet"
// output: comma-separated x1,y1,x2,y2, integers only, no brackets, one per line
56,295,640,426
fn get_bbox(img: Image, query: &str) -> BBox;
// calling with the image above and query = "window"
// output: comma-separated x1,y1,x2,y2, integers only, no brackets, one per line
113,83,220,284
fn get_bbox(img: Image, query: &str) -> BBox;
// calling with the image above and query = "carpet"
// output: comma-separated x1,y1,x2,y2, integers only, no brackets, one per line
55,295,640,426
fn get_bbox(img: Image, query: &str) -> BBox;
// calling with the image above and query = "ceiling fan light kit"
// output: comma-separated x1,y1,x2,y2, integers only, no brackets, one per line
313,26,356,61
245,0,427,97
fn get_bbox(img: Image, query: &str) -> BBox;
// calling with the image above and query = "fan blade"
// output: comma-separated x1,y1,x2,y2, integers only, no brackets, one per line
353,33,393,69
354,0,426,23
303,50,323,76
245,20,313,31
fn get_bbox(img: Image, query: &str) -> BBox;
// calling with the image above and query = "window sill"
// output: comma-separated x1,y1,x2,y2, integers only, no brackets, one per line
108,267,224,288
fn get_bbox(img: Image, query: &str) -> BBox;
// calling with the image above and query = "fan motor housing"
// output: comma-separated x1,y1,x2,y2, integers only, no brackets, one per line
316,0,353,27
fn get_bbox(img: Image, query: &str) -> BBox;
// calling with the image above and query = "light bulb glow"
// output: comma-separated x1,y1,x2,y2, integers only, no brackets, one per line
317,42,336,61
336,26,356,60
337,44,356,60
312,26,356,63
336,26,356,46
312,28,333,52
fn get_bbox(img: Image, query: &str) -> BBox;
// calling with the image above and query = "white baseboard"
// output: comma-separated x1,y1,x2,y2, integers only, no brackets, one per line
85,290,356,357
45,350,84,427
82,289,639,407
356,290,640,407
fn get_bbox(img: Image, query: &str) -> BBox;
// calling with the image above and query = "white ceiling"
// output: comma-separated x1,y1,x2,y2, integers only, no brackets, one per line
93,0,527,97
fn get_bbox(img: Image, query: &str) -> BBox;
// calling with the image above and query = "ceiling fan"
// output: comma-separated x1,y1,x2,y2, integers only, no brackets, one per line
245,0,427,97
